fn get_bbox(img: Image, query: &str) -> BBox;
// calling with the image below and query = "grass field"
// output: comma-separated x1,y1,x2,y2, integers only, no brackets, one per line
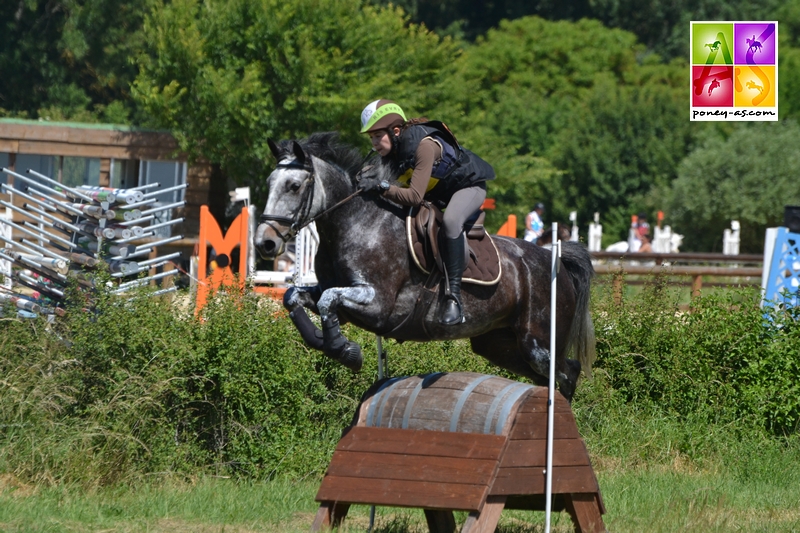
2,442,800,533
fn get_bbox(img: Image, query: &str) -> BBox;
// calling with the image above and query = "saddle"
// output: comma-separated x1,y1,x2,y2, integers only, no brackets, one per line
406,202,501,285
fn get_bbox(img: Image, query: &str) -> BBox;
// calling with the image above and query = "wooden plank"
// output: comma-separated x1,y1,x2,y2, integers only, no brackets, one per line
489,466,600,496
335,427,506,460
0,139,19,152
508,412,580,440
591,250,764,263
594,264,763,277
310,501,350,532
499,439,590,467
325,450,499,485
516,389,572,413
424,510,457,533
565,493,606,533
459,495,506,533
0,123,178,149
15,140,186,161
504,494,566,512
315,476,488,512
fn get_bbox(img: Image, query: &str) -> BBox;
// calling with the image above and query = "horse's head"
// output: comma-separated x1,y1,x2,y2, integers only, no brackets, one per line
255,139,318,259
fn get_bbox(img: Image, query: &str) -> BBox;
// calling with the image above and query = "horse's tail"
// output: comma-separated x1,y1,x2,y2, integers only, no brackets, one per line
559,241,597,379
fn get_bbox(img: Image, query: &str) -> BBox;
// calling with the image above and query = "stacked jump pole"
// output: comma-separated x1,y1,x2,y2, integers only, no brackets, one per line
0,167,185,317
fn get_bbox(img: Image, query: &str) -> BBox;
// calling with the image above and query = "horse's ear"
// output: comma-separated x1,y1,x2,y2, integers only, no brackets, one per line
291,141,307,167
268,138,282,160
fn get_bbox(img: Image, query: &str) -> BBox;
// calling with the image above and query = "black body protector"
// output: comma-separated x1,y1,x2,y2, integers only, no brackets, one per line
391,121,495,208
390,121,496,326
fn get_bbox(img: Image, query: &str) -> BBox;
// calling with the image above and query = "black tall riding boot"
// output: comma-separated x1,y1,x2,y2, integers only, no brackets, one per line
440,235,466,325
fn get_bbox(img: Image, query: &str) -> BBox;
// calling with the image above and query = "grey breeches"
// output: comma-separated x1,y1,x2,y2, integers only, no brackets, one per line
442,185,487,239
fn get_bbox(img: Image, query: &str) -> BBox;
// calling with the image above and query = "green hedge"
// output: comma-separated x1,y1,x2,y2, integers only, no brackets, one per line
0,278,798,486
589,275,800,435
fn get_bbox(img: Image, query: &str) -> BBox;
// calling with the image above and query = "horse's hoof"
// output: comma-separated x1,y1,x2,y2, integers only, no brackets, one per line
333,341,362,372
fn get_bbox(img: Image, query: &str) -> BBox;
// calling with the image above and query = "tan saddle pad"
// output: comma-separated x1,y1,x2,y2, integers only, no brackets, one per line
406,202,502,285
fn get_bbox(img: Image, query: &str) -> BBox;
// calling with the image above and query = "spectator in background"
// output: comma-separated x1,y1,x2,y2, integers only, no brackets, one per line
636,212,650,238
638,233,652,253
524,203,545,243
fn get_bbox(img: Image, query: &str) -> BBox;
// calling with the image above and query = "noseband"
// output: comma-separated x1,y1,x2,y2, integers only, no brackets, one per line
259,159,317,243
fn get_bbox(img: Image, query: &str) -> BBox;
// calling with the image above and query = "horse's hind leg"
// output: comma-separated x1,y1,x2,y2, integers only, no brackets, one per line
516,328,579,403
471,329,547,386
471,327,580,400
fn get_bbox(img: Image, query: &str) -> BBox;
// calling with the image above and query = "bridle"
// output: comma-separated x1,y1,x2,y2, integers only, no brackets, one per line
258,156,365,243
258,158,317,243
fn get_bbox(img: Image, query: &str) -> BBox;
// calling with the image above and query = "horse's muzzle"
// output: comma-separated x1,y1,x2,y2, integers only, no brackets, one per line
254,222,286,259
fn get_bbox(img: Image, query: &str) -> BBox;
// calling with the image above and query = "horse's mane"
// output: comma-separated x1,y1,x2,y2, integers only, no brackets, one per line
277,132,365,182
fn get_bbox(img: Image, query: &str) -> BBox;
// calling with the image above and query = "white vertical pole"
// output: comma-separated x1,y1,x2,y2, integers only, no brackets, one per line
376,335,384,380
545,222,559,533
368,334,385,532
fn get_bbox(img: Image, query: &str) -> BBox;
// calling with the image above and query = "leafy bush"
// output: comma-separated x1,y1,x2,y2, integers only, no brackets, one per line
588,273,800,435
0,284,495,486
1,277,798,487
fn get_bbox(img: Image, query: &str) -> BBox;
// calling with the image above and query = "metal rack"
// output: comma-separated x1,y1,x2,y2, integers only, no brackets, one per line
0,167,186,318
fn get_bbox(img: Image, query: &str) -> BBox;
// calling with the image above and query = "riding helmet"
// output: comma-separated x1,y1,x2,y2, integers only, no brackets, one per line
360,100,407,133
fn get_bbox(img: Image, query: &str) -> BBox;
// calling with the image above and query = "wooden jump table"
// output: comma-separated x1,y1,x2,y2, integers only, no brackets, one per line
312,372,606,533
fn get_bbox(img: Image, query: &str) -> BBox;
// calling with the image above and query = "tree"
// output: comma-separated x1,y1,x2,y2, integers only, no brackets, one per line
0,0,150,122
133,0,457,197
661,121,800,253
372,0,783,59
438,17,694,237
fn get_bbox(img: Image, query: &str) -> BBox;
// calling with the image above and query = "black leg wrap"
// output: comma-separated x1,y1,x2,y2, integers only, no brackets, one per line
288,308,324,351
321,315,363,372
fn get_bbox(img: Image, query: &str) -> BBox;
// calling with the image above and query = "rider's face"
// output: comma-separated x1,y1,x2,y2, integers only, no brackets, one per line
368,127,399,157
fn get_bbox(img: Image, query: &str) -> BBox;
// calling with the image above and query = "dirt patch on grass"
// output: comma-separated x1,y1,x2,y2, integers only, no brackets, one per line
0,474,36,498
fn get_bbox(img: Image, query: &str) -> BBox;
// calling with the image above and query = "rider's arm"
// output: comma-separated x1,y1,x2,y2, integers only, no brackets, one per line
525,214,532,231
382,138,441,206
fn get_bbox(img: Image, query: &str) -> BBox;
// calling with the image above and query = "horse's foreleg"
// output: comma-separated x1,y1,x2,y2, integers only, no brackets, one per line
283,286,325,351
284,285,322,313
316,284,376,372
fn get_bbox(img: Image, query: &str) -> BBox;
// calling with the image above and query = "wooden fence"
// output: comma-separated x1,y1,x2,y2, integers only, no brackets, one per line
590,252,764,299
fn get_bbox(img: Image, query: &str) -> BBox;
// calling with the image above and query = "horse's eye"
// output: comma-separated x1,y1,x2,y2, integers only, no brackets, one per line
289,181,301,192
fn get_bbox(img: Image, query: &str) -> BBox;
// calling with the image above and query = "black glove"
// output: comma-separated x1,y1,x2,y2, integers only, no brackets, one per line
357,165,389,194
359,176,389,194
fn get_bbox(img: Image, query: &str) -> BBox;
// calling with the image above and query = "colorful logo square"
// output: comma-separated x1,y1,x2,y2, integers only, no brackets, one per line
691,23,733,65
734,23,776,64
692,66,733,106
734,65,776,107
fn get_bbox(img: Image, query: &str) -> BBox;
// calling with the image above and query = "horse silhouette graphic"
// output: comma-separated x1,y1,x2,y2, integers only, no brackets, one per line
746,80,764,94
708,78,721,96
705,40,721,52
746,35,763,54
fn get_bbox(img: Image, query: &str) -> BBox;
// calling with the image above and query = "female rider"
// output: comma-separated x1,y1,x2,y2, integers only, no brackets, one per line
357,99,495,326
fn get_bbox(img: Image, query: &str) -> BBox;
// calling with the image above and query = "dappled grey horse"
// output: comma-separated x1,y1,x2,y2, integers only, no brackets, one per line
255,133,595,401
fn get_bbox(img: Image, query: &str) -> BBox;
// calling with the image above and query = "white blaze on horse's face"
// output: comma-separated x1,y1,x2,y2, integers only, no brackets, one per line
254,155,313,259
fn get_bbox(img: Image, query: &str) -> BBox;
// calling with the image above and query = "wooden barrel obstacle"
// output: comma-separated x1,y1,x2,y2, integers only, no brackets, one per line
312,372,606,533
